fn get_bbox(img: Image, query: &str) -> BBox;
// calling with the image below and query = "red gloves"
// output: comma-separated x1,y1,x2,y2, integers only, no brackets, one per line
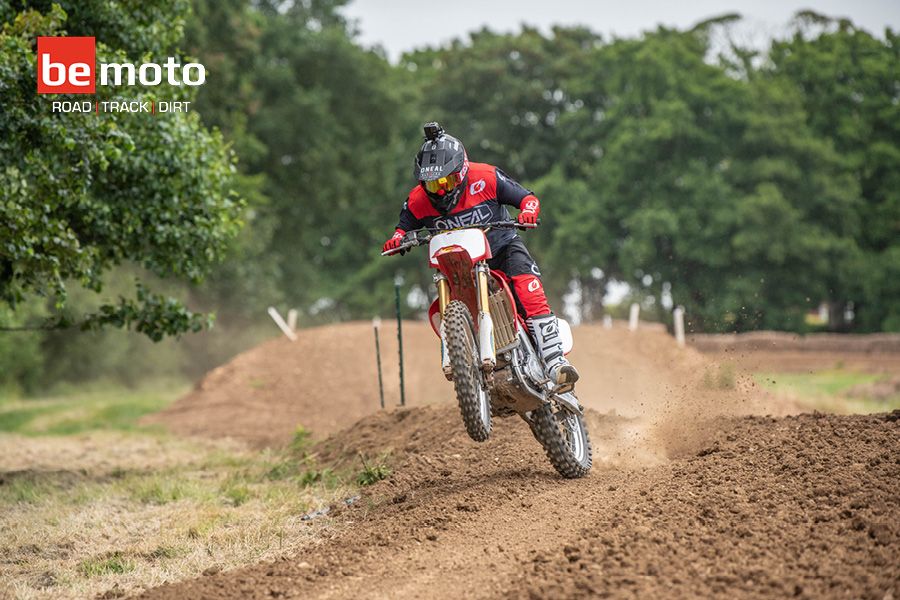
517,195,540,225
383,229,405,253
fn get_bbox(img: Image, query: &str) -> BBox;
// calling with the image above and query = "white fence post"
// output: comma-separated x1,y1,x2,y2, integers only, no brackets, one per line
267,307,298,341
602,315,613,329
287,309,298,332
673,306,685,347
628,303,640,331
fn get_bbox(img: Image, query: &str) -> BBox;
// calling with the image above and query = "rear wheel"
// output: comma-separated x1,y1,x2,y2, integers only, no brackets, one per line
444,300,491,442
530,402,592,478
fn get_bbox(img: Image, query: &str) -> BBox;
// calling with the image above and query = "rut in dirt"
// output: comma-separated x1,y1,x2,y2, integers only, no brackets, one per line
137,407,900,600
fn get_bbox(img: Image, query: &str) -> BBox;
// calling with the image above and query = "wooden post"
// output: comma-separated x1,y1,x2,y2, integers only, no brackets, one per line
267,307,297,341
628,303,640,332
373,317,385,409
287,309,298,332
394,278,406,407
673,306,685,347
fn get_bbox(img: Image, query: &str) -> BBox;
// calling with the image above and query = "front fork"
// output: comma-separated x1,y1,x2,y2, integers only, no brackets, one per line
435,263,496,377
474,262,497,372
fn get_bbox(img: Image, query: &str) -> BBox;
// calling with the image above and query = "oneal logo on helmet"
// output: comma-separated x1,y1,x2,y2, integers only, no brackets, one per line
37,36,205,94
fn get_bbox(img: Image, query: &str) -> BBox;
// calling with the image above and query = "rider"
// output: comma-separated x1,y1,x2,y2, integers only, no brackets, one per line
383,122,579,391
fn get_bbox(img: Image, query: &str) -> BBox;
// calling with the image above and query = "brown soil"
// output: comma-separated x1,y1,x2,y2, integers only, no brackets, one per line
136,407,900,600
699,349,900,375
145,321,772,447
689,331,900,375
142,322,452,447
846,375,900,401
135,322,899,599
689,331,900,354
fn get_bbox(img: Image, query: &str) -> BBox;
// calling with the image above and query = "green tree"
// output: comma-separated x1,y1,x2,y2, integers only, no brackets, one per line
769,15,899,330
0,2,242,341
240,0,413,319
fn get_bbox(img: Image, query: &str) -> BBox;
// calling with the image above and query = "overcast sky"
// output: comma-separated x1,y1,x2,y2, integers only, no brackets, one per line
340,0,900,61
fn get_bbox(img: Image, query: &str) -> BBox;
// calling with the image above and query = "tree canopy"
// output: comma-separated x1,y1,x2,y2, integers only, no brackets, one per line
1,1,898,393
1,1,241,340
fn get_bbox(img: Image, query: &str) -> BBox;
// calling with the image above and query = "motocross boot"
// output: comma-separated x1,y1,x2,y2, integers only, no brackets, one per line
527,313,579,393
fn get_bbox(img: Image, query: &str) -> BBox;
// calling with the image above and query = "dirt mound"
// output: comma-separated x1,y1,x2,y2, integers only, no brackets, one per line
846,375,900,401
145,320,767,448
689,331,900,354
137,407,900,600
143,321,450,447
689,332,900,374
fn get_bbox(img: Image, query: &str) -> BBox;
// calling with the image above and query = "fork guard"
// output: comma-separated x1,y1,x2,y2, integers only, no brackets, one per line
477,311,496,368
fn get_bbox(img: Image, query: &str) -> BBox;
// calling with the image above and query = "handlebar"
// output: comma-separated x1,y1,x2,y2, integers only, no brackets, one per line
381,220,538,256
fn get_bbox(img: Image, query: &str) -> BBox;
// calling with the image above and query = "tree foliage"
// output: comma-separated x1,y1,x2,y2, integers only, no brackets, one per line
2,3,898,393
0,1,241,340
401,19,896,332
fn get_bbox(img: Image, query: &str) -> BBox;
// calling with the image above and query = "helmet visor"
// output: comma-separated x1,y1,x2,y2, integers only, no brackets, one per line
421,172,464,195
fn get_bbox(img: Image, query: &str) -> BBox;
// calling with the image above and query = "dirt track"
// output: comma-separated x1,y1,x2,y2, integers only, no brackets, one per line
137,323,899,598
143,322,776,447
138,407,899,599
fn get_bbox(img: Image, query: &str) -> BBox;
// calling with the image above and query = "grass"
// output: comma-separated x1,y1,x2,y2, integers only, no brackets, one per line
127,474,198,505
754,369,900,413
356,454,391,486
78,552,135,577
0,383,368,600
0,473,56,504
0,381,185,436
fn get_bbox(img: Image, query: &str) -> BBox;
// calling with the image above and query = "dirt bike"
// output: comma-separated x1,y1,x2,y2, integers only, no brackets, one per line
383,221,592,478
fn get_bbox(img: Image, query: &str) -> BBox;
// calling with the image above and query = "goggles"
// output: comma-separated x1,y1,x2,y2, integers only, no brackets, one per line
421,172,463,195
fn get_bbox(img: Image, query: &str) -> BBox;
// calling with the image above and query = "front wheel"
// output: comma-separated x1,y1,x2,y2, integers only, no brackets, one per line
529,403,592,478
444,300,492,442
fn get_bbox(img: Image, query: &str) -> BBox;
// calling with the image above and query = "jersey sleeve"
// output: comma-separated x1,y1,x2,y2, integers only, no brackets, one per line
395,199,424,232
495,168,534,209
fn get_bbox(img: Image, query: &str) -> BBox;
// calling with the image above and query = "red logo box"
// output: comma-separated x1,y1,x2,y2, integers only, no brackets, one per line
37,36,96,94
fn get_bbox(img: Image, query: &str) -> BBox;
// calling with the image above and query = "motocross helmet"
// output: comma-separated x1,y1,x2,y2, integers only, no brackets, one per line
414,122,469,214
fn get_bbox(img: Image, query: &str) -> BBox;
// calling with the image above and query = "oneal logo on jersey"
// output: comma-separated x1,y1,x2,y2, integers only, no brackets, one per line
37,36,205,94
434,206,493,230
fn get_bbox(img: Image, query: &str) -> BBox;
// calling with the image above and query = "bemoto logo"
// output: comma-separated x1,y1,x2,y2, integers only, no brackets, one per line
38,36,95,94
37,36,206,94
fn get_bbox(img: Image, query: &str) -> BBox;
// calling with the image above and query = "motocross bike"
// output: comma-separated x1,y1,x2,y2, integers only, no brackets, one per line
383,221,592,478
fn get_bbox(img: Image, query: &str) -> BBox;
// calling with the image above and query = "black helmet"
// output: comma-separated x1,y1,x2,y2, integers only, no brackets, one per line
414,122,469,214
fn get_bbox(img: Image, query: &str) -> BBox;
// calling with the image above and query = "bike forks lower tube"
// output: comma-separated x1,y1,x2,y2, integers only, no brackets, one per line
475,263,496,369
435,273,452,377
435,272,450,314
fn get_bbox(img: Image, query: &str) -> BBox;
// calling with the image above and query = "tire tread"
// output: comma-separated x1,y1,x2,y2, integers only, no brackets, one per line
531,403,592,478
444,301,491,442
